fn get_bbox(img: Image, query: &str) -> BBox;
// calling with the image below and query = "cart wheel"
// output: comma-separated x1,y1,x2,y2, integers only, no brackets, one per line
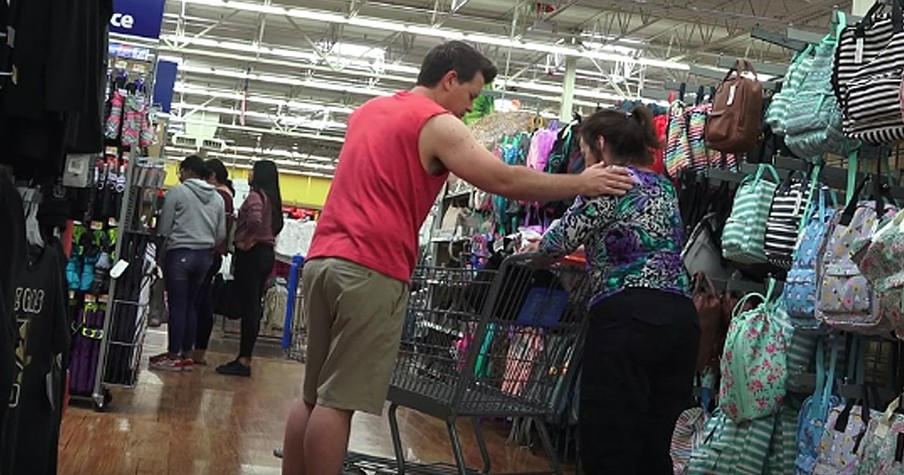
341,464,366,475
93,389,113,412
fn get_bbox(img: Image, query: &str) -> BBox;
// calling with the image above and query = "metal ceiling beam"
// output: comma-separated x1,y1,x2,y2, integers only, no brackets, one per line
170,9,239,50
169,0,690,71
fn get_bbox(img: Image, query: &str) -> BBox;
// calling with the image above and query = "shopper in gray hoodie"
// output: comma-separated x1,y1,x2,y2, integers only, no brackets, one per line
151,156,226,372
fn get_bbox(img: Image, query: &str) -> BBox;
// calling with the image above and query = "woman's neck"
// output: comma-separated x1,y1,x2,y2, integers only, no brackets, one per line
607,161,654,173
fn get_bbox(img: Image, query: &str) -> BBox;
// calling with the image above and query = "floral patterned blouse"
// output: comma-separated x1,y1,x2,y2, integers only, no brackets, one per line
539,167,691,306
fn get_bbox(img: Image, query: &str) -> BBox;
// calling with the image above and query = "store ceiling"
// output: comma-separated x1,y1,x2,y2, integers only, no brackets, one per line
148,0,851,177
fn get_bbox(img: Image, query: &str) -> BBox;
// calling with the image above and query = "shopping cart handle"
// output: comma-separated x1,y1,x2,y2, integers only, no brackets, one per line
503,252,586,267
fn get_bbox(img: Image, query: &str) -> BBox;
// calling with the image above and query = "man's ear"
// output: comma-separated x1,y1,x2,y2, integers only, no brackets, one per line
441,70,458,91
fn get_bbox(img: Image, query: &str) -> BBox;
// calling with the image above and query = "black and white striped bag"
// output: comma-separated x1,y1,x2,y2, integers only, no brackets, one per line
833,2,904,144
764,172,814,269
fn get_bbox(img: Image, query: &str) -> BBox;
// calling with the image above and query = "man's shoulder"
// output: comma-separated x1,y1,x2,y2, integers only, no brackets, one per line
166,183,188,198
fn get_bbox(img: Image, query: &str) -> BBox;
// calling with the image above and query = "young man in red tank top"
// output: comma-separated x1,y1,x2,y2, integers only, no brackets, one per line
281,41,636,475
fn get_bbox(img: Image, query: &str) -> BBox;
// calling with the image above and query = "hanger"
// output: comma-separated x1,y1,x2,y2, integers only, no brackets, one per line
18,187,43,248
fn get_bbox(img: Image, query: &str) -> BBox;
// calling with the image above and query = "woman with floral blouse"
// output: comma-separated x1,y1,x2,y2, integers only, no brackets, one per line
540,106,699,474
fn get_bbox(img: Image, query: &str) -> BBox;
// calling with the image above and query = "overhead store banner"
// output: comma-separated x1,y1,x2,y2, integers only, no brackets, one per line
153,61,178,113
110,0,166,40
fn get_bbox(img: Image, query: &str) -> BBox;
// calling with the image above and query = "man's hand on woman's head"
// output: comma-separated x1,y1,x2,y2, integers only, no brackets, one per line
579,164,636,197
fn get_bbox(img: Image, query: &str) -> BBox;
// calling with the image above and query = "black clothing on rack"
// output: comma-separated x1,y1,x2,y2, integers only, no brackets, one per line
1,240,69,475
0,0,112,178
0,170,25,467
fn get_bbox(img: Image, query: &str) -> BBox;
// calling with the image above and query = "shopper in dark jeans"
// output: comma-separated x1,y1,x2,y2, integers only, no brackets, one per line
193,159,235,365
217,160,283,377
538,107,699,474
163,249,213,366
154,156,226,372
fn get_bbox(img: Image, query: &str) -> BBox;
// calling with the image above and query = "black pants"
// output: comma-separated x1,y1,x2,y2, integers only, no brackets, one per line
580,288,700,475
233,244,275,358
195,254,223,351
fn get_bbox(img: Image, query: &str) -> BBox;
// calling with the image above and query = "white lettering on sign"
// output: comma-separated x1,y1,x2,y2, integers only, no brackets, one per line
111,13,135,29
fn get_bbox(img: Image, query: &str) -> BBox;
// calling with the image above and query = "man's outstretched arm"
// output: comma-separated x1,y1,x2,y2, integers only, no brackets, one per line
421,114,635,202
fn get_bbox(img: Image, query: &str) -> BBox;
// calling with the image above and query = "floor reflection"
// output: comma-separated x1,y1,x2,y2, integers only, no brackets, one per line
58,327,565,474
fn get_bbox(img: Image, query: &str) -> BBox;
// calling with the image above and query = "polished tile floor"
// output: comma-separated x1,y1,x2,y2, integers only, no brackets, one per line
57,327,563,475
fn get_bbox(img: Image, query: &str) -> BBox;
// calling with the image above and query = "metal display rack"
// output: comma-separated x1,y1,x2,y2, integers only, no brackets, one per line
90,156,166,410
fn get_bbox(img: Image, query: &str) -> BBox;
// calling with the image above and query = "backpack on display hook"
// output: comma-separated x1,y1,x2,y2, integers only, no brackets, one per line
721,164,780,265
815,175,898,335
705,59,764,154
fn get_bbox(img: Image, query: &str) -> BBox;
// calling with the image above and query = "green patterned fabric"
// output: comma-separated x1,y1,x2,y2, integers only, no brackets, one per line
687,410,780,475
784,10,859,161
856,397,904,474
765,45,814,135
767,405,800,475
723,164,780,265
719,281,792,423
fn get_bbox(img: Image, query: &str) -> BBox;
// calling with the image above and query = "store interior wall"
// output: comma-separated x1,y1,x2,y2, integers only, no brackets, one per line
163,162,331,207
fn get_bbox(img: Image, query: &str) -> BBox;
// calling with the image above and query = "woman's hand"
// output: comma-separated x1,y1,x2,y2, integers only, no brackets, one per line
579,164,635,197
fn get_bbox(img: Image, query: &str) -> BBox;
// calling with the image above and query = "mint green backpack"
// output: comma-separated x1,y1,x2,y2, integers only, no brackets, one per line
765,44,814,135
783,10,860,161
722,164,780,264
719,280,793,423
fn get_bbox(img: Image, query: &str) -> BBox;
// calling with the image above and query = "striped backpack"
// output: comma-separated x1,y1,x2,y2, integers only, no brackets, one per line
785,11,857,159
722,164,780,264
665,100,691,179
833,5,904,144
764,171,814,269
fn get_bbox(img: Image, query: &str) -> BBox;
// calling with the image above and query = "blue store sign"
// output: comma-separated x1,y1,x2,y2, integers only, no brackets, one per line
110,0,167,40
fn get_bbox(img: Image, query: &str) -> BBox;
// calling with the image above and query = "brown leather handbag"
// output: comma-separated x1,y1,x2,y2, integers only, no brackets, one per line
693,273,723,372
705,59,764,153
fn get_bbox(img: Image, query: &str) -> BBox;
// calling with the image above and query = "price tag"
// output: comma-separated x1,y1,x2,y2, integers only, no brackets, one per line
110,260,129,279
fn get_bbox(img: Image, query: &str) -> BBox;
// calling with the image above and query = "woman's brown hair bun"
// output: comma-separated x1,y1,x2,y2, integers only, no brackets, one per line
580,105,660,166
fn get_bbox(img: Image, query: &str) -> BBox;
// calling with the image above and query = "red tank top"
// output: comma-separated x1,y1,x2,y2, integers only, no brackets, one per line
307,91,450,282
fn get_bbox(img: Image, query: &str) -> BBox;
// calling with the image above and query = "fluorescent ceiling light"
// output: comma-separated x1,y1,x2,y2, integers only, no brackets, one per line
171,102,348,130
173,83,355,114
175,0,691,71
170,117,346,143
159,44,417,84
178,63,392,97
166,146,337,177
178,62,620,106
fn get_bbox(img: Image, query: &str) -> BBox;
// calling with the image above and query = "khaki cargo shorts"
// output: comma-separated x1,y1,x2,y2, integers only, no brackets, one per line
301,257,409,415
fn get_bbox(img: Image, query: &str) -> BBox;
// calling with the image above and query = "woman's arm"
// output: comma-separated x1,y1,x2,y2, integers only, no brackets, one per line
239,191,264,228
540,195,617,256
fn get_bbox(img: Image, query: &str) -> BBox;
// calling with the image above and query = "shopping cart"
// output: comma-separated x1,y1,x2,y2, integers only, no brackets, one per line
283,255,307,362
347,253,592,475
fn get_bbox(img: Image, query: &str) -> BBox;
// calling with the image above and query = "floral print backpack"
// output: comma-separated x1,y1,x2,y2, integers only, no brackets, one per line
783,188,837,329
719,280,792,423
852,208,904,339
856,395,904,474
814,185,898,334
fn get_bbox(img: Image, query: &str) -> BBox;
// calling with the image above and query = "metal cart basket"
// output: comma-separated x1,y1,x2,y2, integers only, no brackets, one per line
347,253,592,475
